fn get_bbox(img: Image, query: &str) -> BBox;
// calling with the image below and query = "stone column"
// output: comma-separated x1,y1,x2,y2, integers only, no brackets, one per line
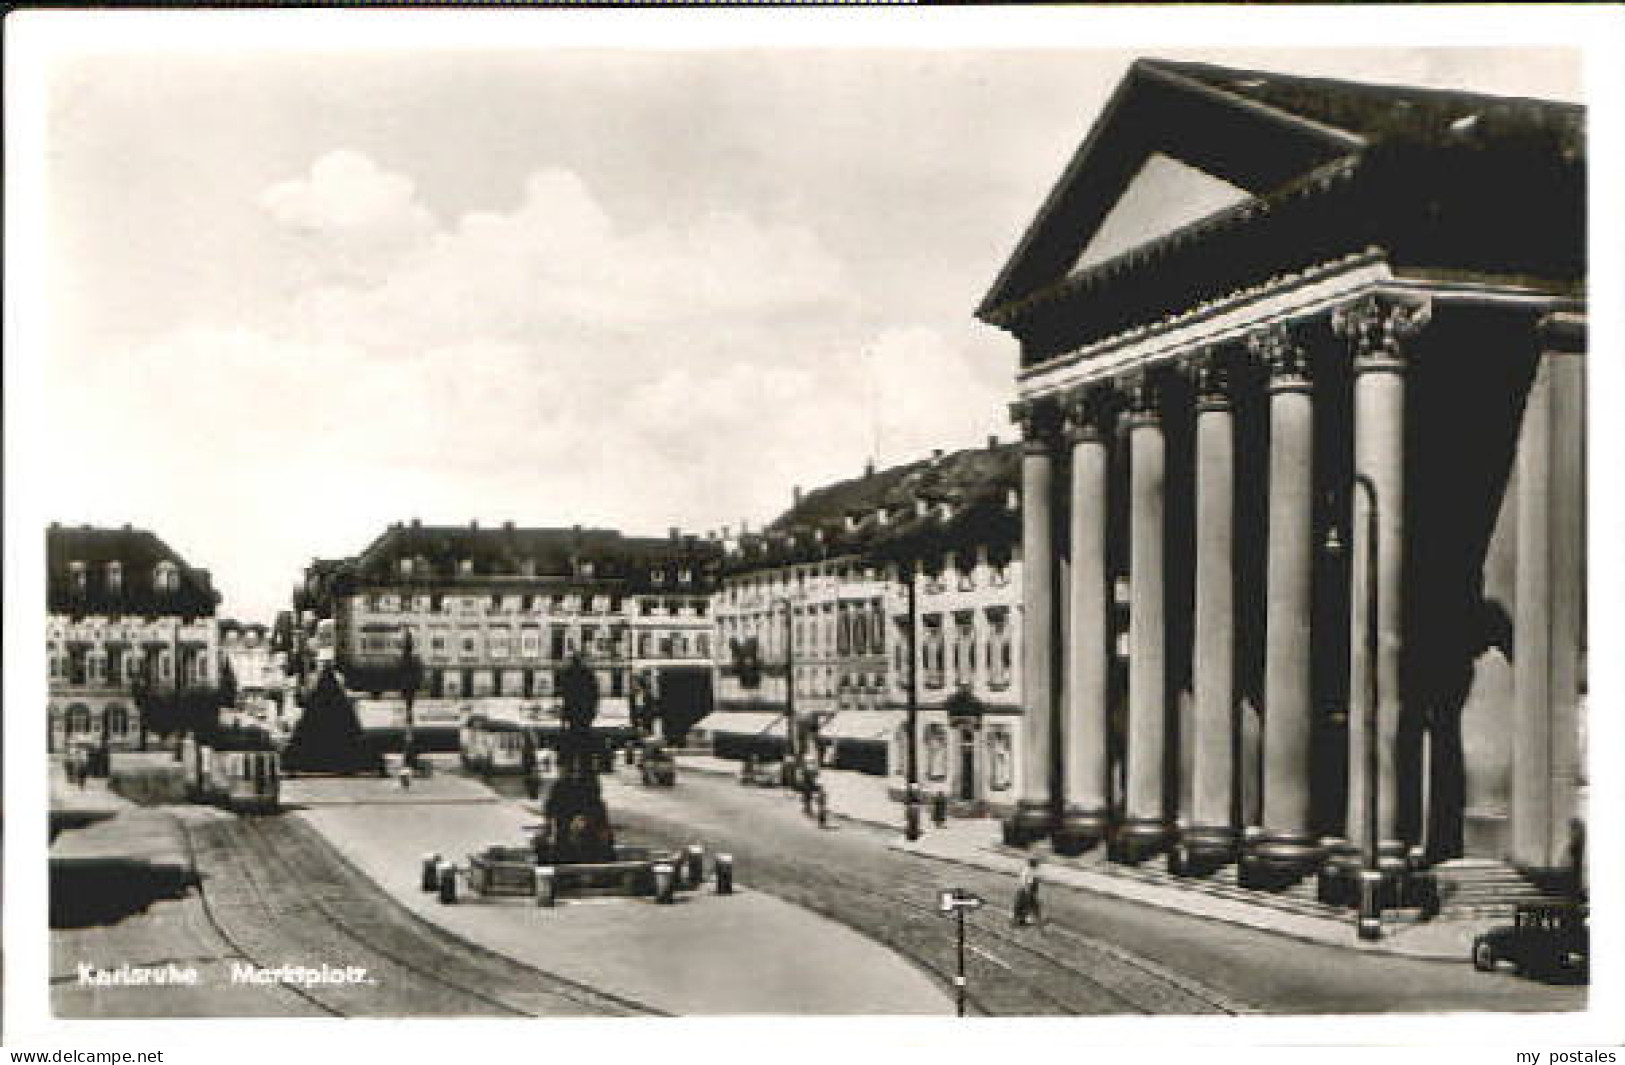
1119,372,1171,861
1007,398,1061,845
1247,323,1323,882
1056,386,1113,855
1333,294,1431,876
1513,312,1586,872
1184,351,1240,871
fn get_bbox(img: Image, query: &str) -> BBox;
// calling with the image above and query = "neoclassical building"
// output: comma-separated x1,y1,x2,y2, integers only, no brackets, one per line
47,524,222,752
292,521,721,747
979,61,1585,895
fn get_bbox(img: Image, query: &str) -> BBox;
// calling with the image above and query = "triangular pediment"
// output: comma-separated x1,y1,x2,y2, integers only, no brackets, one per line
978,59,1367,323
1071,152,1251,273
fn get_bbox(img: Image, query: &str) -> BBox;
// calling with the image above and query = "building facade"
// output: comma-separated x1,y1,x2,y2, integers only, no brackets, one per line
294,521,720,746
47,524,221,752
711,444,1029,816
979,60,1585,893
218,619,290,728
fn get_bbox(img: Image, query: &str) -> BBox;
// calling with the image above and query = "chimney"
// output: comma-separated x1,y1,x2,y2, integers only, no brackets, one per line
793,486,803,508
864,458,876,478
669,526,680,541
470,519,479,530
502,520,515,532
930,448,944,466
987,434,1000,450
721,525,731,540
410,518,421,528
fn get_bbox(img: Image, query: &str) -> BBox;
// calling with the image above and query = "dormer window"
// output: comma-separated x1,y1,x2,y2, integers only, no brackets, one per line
652,568,665,585
70,561,88,594
458,558,474,576
153,561,177,593
678,568,692,585
106,561,123,593
400,557,415,577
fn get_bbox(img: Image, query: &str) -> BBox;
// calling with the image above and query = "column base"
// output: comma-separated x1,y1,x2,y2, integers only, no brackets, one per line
1318,848,1409,910
1111,818,1172,864
1002,801,1053,848
1241,834,1324,890
1178,825,1240,877
1317,842,1360,906
1052,807,1110,856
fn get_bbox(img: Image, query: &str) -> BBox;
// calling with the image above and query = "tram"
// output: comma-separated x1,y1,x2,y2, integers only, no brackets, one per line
183,734,281,813
458,714,534,775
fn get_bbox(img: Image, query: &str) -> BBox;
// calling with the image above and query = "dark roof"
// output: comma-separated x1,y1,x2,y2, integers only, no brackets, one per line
318,523,723,596
47,524,220,617
729,443,1021,573
1152,59,1582,148
979,58,1584,357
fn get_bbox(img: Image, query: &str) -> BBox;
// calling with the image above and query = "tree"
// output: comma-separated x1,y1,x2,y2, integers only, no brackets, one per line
282,665,380,774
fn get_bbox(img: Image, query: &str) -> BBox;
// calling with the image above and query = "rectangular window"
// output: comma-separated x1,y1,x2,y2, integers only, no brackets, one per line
521,630,540,658
490,629,511,659
460,634,479,659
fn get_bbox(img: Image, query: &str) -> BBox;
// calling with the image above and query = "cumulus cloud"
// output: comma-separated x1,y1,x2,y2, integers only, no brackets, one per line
260,150,438,283
49,151,1008,619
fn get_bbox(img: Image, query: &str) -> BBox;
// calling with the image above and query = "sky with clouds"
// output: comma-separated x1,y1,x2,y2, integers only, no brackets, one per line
32,31,1583,623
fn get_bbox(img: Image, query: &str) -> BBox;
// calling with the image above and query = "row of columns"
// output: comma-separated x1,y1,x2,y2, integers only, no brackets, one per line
1009,292,1431,879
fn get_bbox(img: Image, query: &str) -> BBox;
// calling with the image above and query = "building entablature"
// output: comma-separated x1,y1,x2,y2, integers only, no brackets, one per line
1015,270,1582,416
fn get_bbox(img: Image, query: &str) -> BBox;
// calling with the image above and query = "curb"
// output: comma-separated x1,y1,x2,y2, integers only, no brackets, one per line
678,755,1472,965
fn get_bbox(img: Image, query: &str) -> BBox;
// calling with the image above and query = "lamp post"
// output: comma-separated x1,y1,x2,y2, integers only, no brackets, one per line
1353,473,1383,940
772,596,797,777
399,629,423,770
903,566,922,841
1330,473,1383,940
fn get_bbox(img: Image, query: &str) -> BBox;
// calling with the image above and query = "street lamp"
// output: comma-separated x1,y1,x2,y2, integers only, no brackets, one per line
902,566,922,841
1328,472,1383,940
772,596,797,780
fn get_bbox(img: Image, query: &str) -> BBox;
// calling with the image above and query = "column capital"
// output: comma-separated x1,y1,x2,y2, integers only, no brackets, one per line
1247,322,1312,393
1062,383,1116,444
1011,395,1064,452
1332,293,1432,374
1121,371,1166,429
1185,346,1237,412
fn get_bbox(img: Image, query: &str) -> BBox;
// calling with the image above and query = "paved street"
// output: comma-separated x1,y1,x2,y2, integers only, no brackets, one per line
588,763,1588,1016
49,758,1585,1019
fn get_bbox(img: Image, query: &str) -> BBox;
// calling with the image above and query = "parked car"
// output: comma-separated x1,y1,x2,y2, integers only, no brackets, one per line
1472,902,1588,979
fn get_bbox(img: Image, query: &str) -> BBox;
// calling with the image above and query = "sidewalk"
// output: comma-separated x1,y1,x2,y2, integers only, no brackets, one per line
676,753,1495,963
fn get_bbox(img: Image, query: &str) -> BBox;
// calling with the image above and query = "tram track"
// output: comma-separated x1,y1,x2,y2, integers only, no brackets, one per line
173,810,664,1017
609,797,1243,1016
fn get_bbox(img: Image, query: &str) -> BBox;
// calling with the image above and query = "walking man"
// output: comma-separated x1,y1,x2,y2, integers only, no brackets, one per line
1013,855,1043,928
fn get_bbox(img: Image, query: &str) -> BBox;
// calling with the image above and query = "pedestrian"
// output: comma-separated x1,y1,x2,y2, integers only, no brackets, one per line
814,785,828,828
1013,855,1043,928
